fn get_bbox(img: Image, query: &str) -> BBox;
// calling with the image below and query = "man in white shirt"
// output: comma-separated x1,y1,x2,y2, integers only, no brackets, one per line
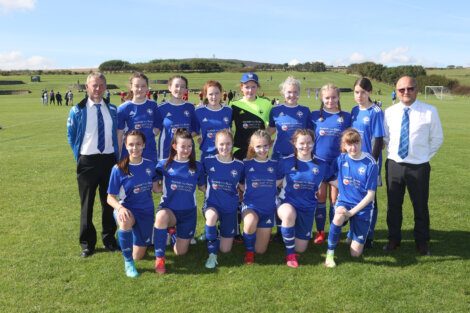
383,76,443,255
67,72,120,257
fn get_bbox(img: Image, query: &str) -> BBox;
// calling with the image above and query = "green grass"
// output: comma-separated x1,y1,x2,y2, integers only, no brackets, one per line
427,68,470,86
0,72,469,313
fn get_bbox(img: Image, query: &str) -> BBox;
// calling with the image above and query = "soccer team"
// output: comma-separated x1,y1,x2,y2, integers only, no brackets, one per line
67,71,443,277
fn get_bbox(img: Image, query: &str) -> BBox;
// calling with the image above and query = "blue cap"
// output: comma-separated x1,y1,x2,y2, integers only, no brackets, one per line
240,72,259,84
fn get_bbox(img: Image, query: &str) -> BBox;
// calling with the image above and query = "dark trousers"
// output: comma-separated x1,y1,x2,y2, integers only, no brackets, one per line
385,159,431,244
77,154,117,251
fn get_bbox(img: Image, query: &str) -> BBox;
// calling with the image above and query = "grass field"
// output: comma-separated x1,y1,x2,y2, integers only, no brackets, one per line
0,71,469,313
427,68,470,86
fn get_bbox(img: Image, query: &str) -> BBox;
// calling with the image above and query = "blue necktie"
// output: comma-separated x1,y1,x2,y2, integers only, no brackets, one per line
398,107,410,159
95,103,105,153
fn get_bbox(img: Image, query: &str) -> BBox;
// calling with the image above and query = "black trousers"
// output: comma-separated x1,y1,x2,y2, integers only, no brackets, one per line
77,154,117,251
385,159,431,244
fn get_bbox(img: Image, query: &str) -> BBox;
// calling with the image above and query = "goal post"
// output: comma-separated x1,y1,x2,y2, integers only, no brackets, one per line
425,86,452,100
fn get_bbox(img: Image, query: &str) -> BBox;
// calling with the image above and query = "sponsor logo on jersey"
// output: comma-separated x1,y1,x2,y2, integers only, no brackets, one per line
212,183,218,190
358,166,366,175
207,132,214,138
293,183,300,189
231,170,238,177
133,187,141,193
170,184,177,190
252,182,259,188
135,124,142,129
319,129,326,136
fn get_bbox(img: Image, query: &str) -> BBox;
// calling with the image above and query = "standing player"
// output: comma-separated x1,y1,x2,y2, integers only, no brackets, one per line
202,130,244,268
310,84,351,244
351,77,384,248
268,76,311,160
156,75,197,160
231,72,272,160
107,130,158,278
324,128,378,268
153,129,205,274
277,129,327,268
240,130,281,264
117,72,160,162
195,80,232,160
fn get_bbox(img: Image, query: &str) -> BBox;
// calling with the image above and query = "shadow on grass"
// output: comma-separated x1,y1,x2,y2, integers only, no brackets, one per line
90,229,469,274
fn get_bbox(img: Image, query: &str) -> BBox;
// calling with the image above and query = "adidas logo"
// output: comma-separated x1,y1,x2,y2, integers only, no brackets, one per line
166,112,172,117
266,219,272,224
343,162,349,167
202,117,208,122
358,235,364,240
249,167,255,172
210,167,215,172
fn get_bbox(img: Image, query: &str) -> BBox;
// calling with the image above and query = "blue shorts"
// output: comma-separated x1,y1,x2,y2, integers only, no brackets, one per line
157,207,197,239
277,205,315,240
294,209,315,240
203,204,237,238
335,202,373,244
241,206,275,228
114,209,154,247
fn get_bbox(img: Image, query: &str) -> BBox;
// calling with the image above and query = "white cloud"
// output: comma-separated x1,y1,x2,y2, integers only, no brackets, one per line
349,52,367,63
288,58,301,66
0,51,55,70
379,47,416,64
0,0,35,12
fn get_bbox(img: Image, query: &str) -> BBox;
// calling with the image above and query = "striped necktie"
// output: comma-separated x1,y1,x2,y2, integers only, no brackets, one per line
398,107,410,159
95,103,105,153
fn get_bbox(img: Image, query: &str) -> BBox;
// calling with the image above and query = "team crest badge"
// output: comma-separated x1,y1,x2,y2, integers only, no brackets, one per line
147,108,153,115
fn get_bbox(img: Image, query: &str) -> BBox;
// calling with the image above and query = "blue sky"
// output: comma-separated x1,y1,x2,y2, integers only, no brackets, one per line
1,0,469,70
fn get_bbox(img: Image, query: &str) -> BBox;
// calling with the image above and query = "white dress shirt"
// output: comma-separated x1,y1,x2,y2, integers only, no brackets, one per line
384,99,443,164
80,99,114,155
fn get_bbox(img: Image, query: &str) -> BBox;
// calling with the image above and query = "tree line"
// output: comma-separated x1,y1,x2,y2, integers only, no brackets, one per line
97,59,327,73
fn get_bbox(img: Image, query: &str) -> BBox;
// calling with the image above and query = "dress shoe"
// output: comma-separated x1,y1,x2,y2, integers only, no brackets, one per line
383,240,400,251
80,249,93,258
104,243,120,252
416,242,431,256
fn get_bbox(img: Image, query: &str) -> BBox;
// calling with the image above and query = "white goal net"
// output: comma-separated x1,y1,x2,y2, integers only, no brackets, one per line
425,86,453,100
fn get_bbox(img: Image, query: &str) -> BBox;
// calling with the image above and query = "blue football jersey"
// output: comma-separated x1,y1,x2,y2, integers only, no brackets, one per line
195,105,232,156
107,158,157,214
203,155,244,213
311,110,352,161
155,159,204,211
333,152,378,215
156,102,197,160
269,104,311,159
118,100,160,162
278,155,326,211
351,104,384,154
242,158,281,215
